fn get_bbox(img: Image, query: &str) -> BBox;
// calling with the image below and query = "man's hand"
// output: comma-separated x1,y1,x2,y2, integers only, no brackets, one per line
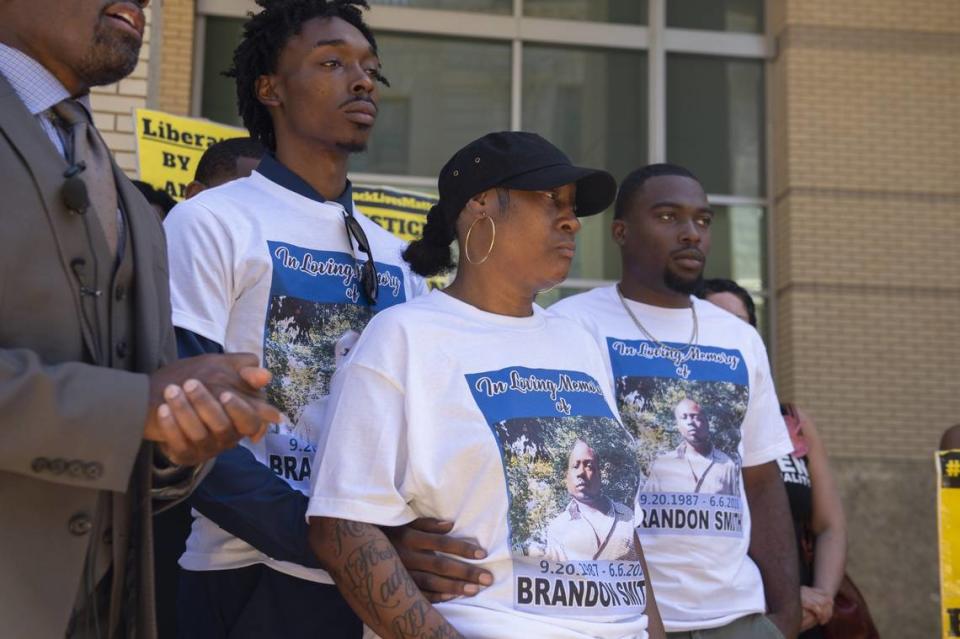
384,518,494,602
800,585,833,630
144,353,282,466
800,608,817,633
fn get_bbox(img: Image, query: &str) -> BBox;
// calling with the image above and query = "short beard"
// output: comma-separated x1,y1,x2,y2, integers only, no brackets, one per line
335,140,368,154
663,268,703,296
76,26,141,88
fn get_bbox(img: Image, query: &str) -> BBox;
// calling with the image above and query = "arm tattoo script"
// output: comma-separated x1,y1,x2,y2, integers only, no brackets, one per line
392,600,461,639
324,519,462,639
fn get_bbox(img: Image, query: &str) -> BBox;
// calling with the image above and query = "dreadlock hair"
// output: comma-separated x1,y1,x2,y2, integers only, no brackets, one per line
194,137,266,186
614,163,700,219
226,0,383,152
403,188,511,278
697,278,758,328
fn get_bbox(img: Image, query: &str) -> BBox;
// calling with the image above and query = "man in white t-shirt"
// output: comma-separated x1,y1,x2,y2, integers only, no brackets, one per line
546,439,638,561
164,2,491,637
642,398,739,496
551,163,800,639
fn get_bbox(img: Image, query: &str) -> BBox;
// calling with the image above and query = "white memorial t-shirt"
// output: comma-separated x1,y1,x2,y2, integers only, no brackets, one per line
165,169,427,583
307,290,651,639
551,285,792,632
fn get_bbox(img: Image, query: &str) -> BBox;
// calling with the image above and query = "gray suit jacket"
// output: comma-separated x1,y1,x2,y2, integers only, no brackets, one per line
0,72,197,637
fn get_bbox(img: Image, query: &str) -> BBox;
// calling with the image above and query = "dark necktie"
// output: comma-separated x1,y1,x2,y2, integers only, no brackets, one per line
52,98,119,255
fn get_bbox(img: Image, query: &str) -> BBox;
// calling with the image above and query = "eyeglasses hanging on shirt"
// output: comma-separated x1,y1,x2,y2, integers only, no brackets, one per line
342,209,379,305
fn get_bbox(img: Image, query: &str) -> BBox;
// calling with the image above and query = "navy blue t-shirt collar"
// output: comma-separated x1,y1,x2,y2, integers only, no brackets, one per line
256,153,354,211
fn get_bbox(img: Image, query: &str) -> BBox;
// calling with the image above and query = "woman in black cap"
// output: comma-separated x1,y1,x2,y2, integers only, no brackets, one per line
306,131,665,639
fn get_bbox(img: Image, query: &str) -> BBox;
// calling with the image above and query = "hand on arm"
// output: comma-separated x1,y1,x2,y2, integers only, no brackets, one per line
744,460,801,639
310,517,464,639
800,585,832,631
144,353,282,466
385,519,494,602
802,413,846,626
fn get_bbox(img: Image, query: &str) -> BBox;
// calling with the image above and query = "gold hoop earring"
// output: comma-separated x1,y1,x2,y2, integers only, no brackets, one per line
464,213,496,265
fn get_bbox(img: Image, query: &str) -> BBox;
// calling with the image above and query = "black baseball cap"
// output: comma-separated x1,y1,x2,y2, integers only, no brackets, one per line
437,131,616,219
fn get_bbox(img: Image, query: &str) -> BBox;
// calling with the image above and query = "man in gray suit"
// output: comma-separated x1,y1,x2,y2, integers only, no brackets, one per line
0,0,282,636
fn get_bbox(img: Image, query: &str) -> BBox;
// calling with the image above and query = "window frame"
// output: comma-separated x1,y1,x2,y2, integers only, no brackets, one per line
192,0,774,345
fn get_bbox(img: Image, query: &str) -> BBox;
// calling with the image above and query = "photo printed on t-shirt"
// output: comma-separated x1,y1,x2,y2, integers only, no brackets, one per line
466,367,647,620
262,240,406,491
607,338,749,538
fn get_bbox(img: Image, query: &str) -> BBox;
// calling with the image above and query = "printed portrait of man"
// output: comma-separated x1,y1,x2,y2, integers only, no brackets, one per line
545,439,638,561
293,329,362,443
333,329,361,369
642,398,740,496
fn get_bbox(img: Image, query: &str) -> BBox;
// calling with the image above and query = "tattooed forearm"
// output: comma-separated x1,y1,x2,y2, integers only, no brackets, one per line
310,517,464,639
340,538,397,623
331,518,369,556
382,556,421,602
392,599,428,638
392,600,462,639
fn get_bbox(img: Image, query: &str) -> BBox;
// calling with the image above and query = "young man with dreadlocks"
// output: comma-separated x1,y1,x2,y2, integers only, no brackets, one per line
164,2,492,637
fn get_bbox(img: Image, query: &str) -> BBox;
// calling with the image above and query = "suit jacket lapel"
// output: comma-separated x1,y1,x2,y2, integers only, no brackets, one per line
0,73,66,206
116,165,164,373
0,73,102,361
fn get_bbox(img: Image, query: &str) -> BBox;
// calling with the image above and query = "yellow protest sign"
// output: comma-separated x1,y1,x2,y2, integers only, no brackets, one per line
134,108,246,201
353,185,452,288
352,185,435,242
939,450,960,637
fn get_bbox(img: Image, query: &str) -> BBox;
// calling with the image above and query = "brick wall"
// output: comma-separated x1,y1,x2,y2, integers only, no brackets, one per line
771,0,960,456
90,5,155,175
157,0,196,116
770,1,960,635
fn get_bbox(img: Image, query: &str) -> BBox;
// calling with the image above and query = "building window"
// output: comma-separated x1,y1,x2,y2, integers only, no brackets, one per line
352,34,511,176
666,0,764,33
666,54,765,198
199,16,244,127
195,0,769,333
524,0,647,25
523,45,647,184
702,204,768,332
371,0,512,14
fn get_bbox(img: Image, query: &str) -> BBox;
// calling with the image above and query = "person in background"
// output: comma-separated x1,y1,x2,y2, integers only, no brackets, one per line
309,130,664,639
552,164,799,639
697,277,756,325
184,136,266,199
132,179,177,218
699,277,847,638
941,425,960,450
